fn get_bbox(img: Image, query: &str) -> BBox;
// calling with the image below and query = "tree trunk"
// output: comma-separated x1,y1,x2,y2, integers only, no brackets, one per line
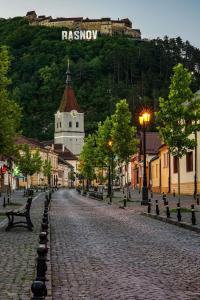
178,158,180,204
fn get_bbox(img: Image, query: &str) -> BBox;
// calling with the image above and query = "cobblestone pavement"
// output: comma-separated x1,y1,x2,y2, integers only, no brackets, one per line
50,189,200,300
0,192,45,300
105,190,200,226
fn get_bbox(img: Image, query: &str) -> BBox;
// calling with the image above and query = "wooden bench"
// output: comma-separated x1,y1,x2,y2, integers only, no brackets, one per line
5,197,34,231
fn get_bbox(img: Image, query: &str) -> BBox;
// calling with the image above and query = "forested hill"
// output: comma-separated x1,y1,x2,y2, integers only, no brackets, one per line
0,17,200,140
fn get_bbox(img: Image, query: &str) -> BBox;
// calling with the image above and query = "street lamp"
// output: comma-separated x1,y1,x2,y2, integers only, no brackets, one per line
139,111,151,205
107,139,113,204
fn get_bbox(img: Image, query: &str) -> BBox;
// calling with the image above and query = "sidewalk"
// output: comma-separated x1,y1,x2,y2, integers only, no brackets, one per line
0,190,45,300
101,189,200,230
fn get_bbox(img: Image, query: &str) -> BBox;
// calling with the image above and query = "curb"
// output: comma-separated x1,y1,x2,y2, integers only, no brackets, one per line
141,212,200,233
46,198,52,300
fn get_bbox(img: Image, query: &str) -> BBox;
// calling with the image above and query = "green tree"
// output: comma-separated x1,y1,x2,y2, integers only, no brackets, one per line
43,159,52,186
78,135,96,190
0,46,21,156
156,63,200,202
17,145,42,188
111,99,138,201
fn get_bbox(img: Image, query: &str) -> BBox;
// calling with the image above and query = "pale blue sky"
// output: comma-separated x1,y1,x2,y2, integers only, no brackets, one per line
0,0,199,48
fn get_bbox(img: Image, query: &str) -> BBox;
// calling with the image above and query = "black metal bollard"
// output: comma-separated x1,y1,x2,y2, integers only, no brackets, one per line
36,245,48,282
7,195,10,204
197,196,199,205
39,232,48,244
150,190,153,198
191,204,196,225
166,201,170,218
43,211,48,219
163,194,167,206
147,199,151,214
177,203,182,222
42,216,48,224
31,280,47,299
3,196,6,208
41,222,48,233
123,195,127,208
155,200,159,215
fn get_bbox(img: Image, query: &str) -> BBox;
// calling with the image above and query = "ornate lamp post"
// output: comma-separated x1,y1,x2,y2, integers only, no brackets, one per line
107,139,113,204
139,111,151,205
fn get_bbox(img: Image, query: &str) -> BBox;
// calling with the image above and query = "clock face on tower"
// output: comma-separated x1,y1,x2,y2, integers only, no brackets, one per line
70,110,77,118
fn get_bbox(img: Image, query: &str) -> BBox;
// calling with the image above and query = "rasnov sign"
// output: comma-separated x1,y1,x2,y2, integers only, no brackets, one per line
62,30,98,41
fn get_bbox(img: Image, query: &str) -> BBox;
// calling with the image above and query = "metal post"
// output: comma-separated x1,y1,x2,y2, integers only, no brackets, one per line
147,199,151,214
191,204,196,225
177,203,181,222
31,280,46,299
166,201,170,218
141,127,148,205
155,200,159,215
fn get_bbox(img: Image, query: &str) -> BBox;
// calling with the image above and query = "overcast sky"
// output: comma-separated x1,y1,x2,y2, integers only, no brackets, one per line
0,0,199,49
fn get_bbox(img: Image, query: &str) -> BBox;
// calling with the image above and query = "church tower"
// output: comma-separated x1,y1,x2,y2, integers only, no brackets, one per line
54,63,85,156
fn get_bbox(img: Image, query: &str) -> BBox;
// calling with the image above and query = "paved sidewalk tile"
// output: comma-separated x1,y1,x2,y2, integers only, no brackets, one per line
0,192,45,300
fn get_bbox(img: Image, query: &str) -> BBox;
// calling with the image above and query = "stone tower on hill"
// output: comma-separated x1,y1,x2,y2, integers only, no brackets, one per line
54,63,85,156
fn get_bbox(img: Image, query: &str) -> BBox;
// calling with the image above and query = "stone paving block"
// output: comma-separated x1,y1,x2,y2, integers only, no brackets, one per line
50,189,200,300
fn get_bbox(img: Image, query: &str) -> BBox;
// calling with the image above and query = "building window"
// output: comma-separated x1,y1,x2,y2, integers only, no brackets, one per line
156,164,158,178
76,121,79,128
69,121,72,127
60,122,61,128
173,156,178,173
163,152,169,168
57,123,58,128
186,152,193,172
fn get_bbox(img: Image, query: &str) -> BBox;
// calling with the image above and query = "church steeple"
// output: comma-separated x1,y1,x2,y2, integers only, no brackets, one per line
54,60,85,157
59,61,82,113
66,59,72,86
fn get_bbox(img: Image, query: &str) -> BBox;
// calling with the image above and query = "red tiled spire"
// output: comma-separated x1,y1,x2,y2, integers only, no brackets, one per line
59,61,82,113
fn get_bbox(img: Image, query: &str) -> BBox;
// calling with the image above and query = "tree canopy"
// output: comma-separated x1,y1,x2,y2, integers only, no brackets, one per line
0,17,200,140
0,45,21,156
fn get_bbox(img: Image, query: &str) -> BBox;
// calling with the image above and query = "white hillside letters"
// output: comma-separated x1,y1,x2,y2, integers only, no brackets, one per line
62,30,98,41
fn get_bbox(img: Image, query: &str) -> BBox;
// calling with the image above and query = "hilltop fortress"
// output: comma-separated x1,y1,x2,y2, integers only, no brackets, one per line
26,11,141,39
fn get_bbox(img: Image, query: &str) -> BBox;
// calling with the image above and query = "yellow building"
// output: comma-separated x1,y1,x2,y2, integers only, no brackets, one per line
170,131,200,195
150,144,170,193
150,133,200,196
15,136,59,188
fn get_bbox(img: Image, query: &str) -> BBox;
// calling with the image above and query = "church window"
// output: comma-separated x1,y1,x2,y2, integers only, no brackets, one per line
57,123,58,128
69,121,72,127
60,122,62,128
76,122,79,128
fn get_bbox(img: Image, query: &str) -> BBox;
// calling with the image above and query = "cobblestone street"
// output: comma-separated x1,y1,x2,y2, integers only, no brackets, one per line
50,189,200,300
0,192,45,300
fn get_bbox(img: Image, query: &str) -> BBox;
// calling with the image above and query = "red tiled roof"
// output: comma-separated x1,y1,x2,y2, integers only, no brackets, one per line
53,143,77,160
59,86,82,113
15,136,45,149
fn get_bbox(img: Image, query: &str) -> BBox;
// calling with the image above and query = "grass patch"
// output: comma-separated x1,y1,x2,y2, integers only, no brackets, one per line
170,207,191,213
